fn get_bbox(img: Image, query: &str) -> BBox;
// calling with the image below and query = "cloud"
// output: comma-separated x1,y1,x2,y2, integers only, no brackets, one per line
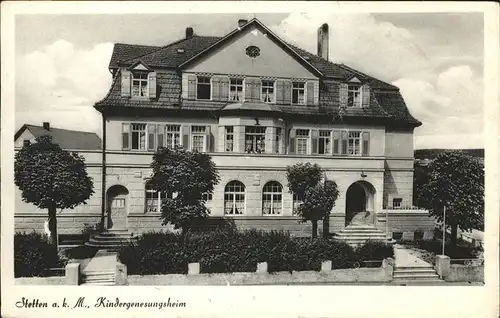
15,40,114,134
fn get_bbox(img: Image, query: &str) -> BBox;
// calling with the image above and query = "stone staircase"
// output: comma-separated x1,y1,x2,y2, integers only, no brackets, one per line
85,229,138,251
81,269,116,286
393,265,444,284
333,224,388,246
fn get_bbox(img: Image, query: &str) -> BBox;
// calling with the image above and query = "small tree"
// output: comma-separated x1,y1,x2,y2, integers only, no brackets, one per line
286,163,339,238
418,151,484,246
150,145,220,235
14,135,94,246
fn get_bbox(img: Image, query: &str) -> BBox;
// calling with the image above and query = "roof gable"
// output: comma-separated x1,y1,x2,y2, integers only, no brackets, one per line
15,125,102,150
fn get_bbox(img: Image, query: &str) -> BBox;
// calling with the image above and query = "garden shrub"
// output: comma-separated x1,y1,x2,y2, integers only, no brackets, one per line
14,231,62,277
414,230,424,241
401,238,480,259
392,231,403,240
119,229,392,275
354,240,394,267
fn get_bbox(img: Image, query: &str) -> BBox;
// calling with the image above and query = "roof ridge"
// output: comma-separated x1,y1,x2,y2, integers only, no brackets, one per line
337,63,398,89
120,35,223,65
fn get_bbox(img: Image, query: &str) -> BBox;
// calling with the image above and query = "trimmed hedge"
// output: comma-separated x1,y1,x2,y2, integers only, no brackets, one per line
14,232,62,278
401,239,481,259
118,230,393,275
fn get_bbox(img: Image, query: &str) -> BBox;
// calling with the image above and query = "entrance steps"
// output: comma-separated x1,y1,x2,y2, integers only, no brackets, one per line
393,265,444,284
85,229,138,251
81,269,116,286
333,224,388,246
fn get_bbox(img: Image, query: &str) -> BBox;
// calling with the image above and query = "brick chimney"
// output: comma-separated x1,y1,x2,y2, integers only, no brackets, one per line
238,19,248,28
317,23,329,61
185,27,194,39
43,122,50,131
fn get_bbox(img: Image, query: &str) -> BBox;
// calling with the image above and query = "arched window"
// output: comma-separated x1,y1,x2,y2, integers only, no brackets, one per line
262,181,283,215
224,181,245,215
145,181,167,213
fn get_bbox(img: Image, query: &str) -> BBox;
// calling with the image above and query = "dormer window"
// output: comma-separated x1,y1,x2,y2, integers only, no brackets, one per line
132,72,149,97
347,85,361,108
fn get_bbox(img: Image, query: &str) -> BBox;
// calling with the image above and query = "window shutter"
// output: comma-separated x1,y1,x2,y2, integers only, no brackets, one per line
307,81,315,105
148,124,156,151
339,83,348,108
283,80,292,105
341,131,348,155
205,126,212,152
362,84,370,108
157,124,164,149
245,78,252,101
252,79,261,101
121,70,131,97
122,123,130,150
275,80,284,104
212,77,221,101
332,130,340,155
220,77,229,101
182,125,190,149
187,75,196,100
311,129,319,154
362,131,370,156
288,129,296,154
148,71,157,98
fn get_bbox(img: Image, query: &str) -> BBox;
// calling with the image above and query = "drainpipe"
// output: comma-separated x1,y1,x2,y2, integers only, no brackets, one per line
100,112,107,232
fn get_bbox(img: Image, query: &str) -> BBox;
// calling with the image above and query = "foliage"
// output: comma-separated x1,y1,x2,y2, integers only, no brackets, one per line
414,148,484,160
118,230,390,275
149,145,220,233
81,222,102,241
61,245,98,260
413,162,430,206
14,232,62,277
14,135,94,245
354,241,394,264
286,163,339,238
417,151,484,246
401,239,481,260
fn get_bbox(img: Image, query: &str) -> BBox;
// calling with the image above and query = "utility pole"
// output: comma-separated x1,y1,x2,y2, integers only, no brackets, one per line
442,205,446,255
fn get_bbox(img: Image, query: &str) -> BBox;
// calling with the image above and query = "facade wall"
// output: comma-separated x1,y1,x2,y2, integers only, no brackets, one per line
385,129,414,158
383,159,414,209
14,130,35,148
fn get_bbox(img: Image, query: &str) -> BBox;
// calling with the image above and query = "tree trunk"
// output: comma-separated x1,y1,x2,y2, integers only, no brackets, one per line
450,220,458,247
312,220,318,239
322,215,330,239
47,205,58,246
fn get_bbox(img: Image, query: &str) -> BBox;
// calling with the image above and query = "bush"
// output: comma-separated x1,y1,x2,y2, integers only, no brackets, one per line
402,239,480,259
14,232,62,277
118,230,395,275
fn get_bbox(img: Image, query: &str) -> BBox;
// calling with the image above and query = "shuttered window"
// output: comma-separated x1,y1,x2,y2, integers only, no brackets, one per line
132,73,148,97
292,82,305,105
296,129,309,155
230,78,243,101
347,85,362,108
196,76,211,100
191,126,206,152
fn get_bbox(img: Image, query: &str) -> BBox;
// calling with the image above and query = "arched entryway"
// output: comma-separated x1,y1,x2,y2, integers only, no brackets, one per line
345,181,376,226
106,185,129,229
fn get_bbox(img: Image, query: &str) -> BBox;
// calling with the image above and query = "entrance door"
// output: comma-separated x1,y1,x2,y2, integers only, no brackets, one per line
106,185,129,230
345,181,376,226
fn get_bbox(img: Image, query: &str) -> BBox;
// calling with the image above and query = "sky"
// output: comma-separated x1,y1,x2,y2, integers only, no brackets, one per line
15,12,484,149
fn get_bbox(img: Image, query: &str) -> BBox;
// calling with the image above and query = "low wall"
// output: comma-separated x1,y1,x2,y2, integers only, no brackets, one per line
446,265,484,283
127,267,388,285
15,276,66,285
376,210,435,240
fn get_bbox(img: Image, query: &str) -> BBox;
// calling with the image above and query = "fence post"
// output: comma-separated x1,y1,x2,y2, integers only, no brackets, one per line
435,255,450,280
382,258,394,282
188,262,200,275
321,260,332,272
256,262,268,274
65,263,80,285
116,263,127,285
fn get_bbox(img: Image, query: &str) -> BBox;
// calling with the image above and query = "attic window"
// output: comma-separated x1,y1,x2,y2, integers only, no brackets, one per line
246,45,260,58
177,48,185,54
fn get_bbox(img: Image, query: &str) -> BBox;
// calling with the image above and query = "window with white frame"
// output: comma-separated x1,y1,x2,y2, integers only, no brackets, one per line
229,78,243,101
292,193,302,215
296,129,309,155
202,192,213,201
224,181,245,215
275,127,282,153
197,76,211,100
292,82,305,105
347,85,361,107
262,181,283,215
165,125,181,149
348,131,361,155
145,182,167,213
191,126,206,152
225,126,234,152
132,72,148,97
393,198,402,209
261,80,275,103
245,126,266,153
319,130,331,155
131,123,147,150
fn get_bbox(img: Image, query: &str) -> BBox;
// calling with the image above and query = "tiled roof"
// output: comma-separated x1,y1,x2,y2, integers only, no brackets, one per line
16,125,102,150
109,43,161,69
372,91,421,126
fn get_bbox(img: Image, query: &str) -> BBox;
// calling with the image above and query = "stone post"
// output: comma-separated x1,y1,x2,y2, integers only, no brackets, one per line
188,262,200,275
115,263,127,285
321,260,332,272
382,258,394,281
65,263,80,285
256,262,268,274
435,255,450,280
